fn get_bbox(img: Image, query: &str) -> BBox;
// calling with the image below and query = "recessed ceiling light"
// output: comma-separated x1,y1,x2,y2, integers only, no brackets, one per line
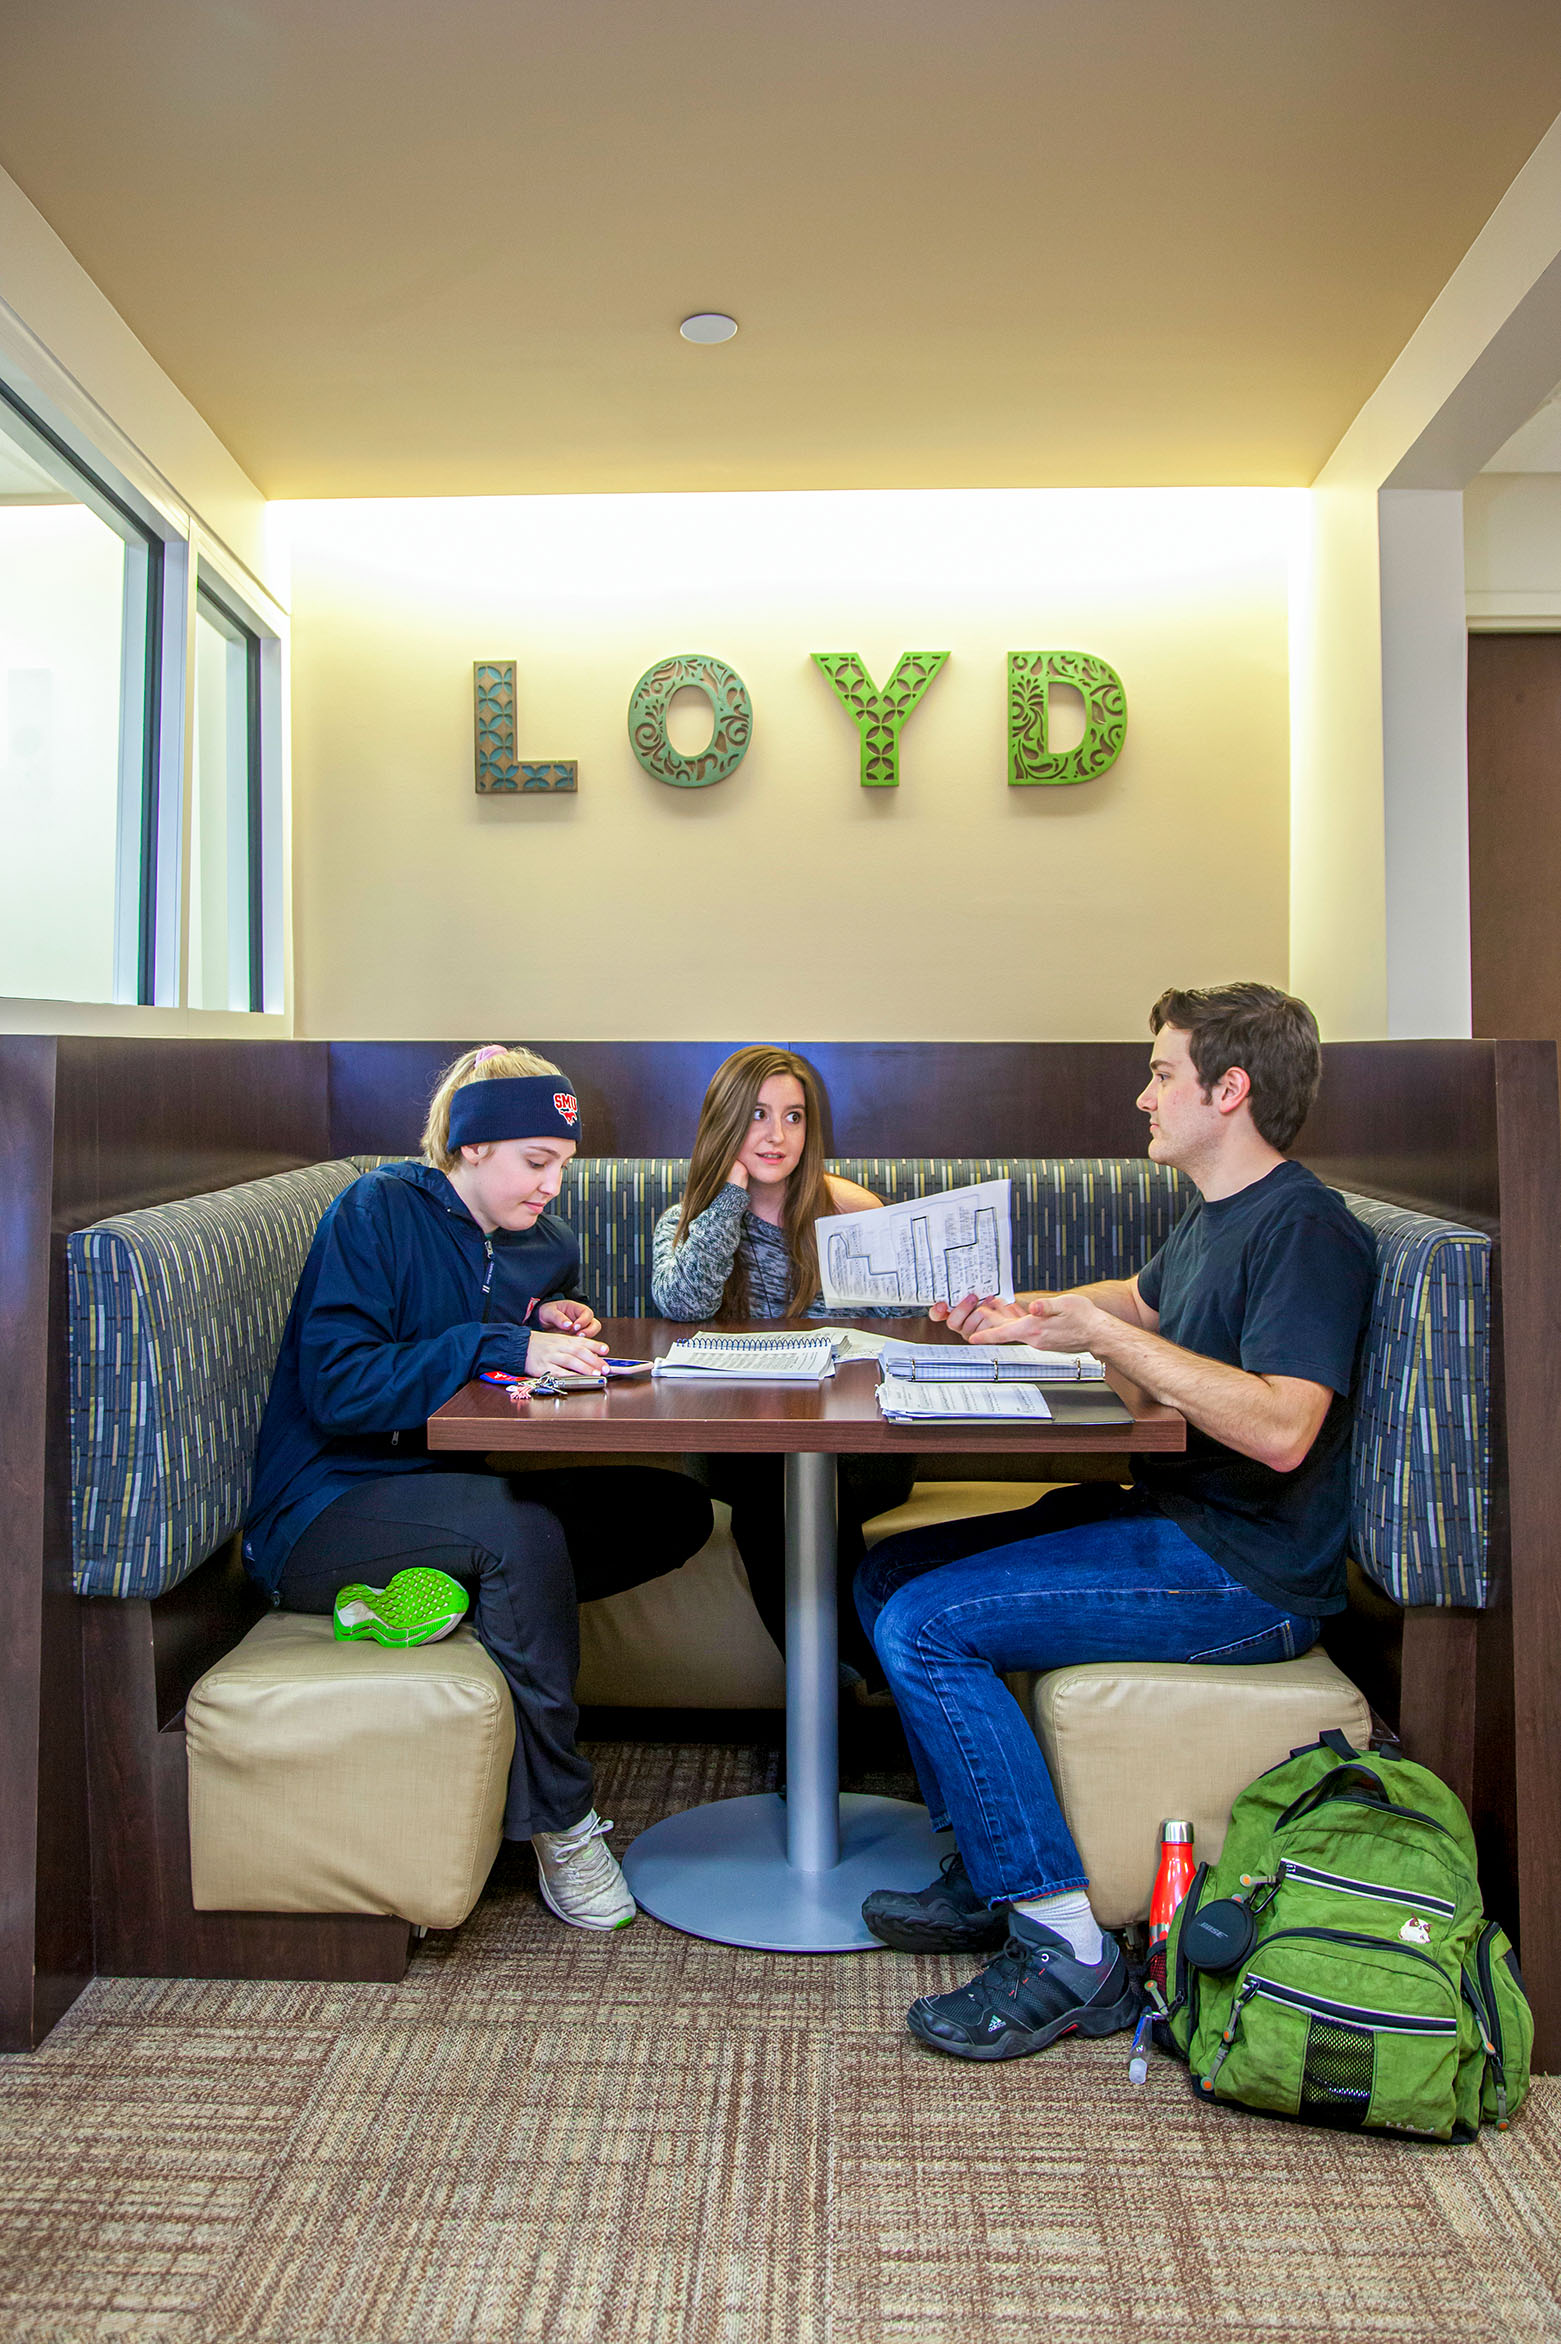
680,313,738,344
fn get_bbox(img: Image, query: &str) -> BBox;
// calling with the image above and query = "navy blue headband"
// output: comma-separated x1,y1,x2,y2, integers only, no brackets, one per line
448,1075,580,1147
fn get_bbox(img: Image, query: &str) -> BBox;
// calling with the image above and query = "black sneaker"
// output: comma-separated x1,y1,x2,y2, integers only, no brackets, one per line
906,1915,1140,2060
861,1852,1010,1954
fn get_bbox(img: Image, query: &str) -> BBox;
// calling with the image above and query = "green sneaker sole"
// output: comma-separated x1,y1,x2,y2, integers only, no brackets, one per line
332,1567,470,1647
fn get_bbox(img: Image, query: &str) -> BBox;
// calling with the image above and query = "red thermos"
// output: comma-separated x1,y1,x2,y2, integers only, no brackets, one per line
1150,1819,1196,1942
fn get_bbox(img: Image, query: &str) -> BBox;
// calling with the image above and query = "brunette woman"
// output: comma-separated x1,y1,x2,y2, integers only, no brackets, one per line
650,1045,915,1680
244,1045,713,1933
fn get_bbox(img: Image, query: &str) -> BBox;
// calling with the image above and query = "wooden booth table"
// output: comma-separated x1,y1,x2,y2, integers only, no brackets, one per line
429,1318,1185,1954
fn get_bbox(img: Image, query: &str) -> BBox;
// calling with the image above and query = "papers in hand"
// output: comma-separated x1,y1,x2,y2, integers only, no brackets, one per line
653,1332,836,1382
878,1341,1106,1384
876,1380,1053,1422
815,1180,1015,1312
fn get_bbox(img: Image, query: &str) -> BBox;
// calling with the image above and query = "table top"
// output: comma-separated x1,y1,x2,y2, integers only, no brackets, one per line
427,1318,1186,1456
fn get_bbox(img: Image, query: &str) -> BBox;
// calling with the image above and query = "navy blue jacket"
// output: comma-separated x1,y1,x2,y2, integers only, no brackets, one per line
243,1161,586,1592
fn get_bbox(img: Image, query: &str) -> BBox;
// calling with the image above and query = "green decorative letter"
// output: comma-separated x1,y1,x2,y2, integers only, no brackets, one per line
628,653,752,788
811,651,949,788
1008,651,1127,786
474,661,577,793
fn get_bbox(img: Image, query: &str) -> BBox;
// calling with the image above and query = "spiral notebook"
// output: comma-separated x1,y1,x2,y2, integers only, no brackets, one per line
652,1332,836,1382
877,1342,1106,1384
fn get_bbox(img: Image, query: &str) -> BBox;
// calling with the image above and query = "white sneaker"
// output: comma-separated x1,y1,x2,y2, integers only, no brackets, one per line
532,1810,636,1931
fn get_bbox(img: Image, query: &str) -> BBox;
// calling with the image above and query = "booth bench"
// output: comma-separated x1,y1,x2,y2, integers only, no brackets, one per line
68,1152,1489,1973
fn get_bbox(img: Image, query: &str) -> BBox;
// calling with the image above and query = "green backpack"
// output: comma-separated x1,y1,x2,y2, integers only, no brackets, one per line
1163,1731,1532,2140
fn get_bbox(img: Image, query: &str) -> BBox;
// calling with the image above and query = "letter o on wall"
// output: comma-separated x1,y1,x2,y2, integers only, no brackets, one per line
628,653,752,787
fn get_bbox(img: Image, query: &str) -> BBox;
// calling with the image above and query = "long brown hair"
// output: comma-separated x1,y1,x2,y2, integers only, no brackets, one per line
676,1046,832,1318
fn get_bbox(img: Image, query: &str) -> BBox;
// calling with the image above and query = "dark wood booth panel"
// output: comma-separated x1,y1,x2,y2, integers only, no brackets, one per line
325,1039,1158,1161
83,1545,410,1985
0,1038,356,2049
4,1034,1559,2064
327,1040,750,1159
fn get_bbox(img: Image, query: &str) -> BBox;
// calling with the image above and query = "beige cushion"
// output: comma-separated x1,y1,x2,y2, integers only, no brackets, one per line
861,1481,1053,1548
1023,1649,1372,1931
577,1505,786,1709
185,1612,514,1930
577,1484,1053,1708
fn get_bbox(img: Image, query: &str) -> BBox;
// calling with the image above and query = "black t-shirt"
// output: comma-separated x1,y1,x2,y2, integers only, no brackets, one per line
1132,1159,1375,1618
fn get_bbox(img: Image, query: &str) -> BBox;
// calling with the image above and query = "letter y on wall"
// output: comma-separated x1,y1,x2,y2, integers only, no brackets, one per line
812,651,949,787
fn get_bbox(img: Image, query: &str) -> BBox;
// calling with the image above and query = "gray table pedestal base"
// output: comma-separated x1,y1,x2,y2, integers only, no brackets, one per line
623,1792,949,1952
625,1450,948,1951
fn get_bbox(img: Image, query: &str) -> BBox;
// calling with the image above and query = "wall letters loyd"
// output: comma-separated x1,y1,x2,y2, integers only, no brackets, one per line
473,648,1127,793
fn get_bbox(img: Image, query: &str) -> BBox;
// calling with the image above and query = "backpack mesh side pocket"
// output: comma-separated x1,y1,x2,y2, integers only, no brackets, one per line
1299,2016,1374,2128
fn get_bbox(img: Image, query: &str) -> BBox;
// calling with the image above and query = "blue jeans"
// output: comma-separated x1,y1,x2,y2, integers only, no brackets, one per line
855,1485,1320,1908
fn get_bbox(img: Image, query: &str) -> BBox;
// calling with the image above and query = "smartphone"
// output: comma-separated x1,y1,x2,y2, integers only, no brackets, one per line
536,1372,608,1393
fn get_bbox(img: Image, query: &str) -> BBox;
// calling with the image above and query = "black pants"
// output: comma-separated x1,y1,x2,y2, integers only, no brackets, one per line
278,1465,713,1840
695,1452,918,1679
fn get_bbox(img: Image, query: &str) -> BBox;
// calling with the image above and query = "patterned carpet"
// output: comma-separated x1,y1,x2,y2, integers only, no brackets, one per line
1,1737,1559,2344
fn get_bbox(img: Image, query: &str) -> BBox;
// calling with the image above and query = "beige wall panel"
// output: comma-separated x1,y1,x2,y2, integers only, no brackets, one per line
285,489,1294,1042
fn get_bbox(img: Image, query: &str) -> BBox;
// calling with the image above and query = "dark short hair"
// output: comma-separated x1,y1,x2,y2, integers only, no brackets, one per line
1149,983,1321,1151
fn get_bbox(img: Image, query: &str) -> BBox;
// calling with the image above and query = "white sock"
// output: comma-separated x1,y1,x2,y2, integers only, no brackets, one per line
1010,1888,1105,1965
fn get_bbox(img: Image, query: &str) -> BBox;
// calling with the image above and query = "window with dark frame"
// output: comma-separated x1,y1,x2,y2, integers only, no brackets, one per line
0,379,168,1006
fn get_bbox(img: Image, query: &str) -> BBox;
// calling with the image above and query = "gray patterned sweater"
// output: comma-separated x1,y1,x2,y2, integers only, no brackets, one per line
651,1187,820,1319
651,1185,902,1321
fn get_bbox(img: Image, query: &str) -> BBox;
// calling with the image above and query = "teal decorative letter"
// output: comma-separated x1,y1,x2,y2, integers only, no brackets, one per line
811,651,949,788
628,653,752,787
1007,651,1127,786
474,662,577,793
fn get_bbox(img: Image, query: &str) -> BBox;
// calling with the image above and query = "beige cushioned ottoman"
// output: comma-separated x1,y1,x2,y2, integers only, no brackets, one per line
1022,1649,1371,1930
185,1612,514,1929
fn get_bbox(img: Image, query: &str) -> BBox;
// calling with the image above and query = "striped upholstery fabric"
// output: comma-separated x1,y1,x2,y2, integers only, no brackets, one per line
1339,1193,1490,1610
68,1154,1490,1612
560,1155,1192,1317
69,1161,365,1599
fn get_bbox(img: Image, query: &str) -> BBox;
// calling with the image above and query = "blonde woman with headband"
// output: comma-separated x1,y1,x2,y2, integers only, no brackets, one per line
244,1044,713,1934
651,1045,916,1686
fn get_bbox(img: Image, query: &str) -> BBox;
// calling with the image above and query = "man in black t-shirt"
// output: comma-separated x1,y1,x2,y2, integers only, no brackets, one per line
856,983,1376,2063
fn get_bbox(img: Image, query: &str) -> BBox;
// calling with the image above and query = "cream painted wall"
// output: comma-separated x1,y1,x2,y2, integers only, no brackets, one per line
283,488,1296,1042
1465,472,1561,623
1289,484,1389,1038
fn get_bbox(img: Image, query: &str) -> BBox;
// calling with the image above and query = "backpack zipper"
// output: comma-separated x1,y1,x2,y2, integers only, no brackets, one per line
1252,1922,1458,1988
1472,1923,1511,2128
1240,1973,1457,2036
1277,1770,1464,1849
1251,1858,1457,1921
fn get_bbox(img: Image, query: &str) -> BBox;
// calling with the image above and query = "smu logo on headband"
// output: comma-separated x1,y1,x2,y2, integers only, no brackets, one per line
448,1074,583,1148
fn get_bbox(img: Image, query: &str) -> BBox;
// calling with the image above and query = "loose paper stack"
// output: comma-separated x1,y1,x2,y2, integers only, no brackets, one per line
816,1180,1015,1311
876,1381,1054,1423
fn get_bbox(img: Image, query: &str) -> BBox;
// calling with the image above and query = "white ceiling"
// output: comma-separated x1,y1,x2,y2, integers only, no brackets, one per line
4,2,1561,496
1483,380,1561,471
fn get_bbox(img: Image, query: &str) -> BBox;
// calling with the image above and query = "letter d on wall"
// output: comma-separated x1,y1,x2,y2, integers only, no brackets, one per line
1008,652,1127,785
628,653,752,787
